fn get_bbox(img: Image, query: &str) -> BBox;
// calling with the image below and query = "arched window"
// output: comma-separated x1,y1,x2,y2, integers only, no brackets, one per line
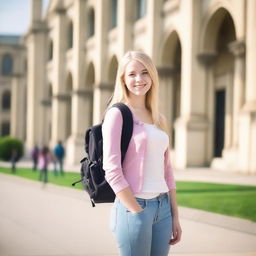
2,91,11,110
48,40,53,61
88,8,95,37
68,21,73,49
2,54,13,75
111,0,118,29
136,0,147,20
1,122,10,136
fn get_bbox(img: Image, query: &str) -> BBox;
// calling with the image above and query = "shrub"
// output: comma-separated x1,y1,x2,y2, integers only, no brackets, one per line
0,136,24,161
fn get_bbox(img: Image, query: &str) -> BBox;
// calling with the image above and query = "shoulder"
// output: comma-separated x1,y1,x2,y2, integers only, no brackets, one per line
103,106,123,124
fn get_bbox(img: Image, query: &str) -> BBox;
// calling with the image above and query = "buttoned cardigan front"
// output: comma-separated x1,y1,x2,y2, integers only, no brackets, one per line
102,105,176,195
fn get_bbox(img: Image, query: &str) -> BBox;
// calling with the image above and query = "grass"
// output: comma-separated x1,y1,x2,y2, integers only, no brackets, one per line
0,166,256,222
0,166,84,190
176,181,256,222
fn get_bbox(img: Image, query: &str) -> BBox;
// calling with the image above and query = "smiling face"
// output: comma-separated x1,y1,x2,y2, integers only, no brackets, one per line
123,60,152,98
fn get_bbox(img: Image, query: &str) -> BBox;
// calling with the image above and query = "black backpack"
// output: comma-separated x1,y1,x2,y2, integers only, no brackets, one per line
72,103,133,207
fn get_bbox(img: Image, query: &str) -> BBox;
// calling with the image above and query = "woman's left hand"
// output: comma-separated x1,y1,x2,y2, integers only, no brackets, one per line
169,217,182,245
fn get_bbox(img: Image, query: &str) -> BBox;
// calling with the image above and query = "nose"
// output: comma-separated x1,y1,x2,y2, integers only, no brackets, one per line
135,74,142,83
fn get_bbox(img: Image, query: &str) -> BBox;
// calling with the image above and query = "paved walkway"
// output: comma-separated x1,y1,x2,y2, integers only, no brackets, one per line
0,169,256,256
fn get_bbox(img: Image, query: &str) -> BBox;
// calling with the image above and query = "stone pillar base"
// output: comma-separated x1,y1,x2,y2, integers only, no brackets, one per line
65,134,85,165
238,111,256,174
211,148,239,172
174,115,208,168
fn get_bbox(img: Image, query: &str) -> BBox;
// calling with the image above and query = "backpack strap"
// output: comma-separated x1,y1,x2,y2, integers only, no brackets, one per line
111,103,133,163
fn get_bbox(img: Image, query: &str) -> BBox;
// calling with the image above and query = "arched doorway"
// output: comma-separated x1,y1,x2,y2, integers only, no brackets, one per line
202,8,236,159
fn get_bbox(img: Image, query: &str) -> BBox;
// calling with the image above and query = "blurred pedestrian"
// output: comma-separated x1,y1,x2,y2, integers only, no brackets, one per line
31,145,39,171
38,146,52,185
10,148,18,173
53,141,65,175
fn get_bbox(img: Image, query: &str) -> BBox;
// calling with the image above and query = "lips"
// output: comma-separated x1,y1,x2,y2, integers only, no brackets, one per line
134,84,146,88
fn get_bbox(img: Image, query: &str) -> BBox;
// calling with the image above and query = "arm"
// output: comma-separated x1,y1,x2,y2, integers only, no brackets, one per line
164,148,182,244
169,189,182,245
102,107,143,213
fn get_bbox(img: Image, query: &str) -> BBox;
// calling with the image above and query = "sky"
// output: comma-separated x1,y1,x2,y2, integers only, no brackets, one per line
0,0,50,35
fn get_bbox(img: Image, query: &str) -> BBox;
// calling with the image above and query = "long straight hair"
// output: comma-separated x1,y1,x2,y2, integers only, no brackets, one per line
107,51,168,133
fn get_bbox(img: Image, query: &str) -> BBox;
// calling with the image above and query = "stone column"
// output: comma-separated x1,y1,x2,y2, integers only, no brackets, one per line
25,0,47,150
50,5,67,147
245,0,256,109
118,0,133,56
65,0,87,164
51,93,70,145
93,83,114,123
147,0,161,62
66,89,92,164
93,0,109,124
157,67,176,138
40,97,52,144
173,0,211,168
228,40,245,148
10,75,26,140
239,0,256,174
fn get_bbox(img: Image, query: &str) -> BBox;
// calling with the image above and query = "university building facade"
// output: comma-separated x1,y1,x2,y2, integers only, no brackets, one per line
11,0,256,173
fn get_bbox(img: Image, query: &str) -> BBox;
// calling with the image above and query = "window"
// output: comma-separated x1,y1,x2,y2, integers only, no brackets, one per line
136,0,147,20
111,0,118,29
2,91,11,110
48,40,53,61
1,122,10,136
2,54,13,75
88,8,95,37
68,21,73,49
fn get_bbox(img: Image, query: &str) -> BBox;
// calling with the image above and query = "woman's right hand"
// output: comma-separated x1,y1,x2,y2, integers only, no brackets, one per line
116,187,143,214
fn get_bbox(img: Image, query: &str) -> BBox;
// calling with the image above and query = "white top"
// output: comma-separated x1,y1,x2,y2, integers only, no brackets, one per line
134,123,170,199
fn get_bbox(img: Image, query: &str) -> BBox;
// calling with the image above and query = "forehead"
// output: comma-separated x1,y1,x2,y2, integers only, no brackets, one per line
125,60,147,72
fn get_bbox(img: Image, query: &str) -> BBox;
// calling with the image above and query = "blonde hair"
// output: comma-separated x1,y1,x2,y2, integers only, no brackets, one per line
107,51,168,133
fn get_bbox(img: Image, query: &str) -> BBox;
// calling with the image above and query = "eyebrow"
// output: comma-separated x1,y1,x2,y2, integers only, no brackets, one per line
127,69,148,73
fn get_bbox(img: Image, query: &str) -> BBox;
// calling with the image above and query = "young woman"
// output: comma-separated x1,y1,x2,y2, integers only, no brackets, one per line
38,146,52,185
102,51,182,256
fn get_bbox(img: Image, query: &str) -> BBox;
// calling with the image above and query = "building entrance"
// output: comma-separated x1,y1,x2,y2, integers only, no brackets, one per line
214,89,226,157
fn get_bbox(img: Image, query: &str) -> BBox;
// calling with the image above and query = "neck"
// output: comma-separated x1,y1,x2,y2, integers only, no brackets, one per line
125,95,147,110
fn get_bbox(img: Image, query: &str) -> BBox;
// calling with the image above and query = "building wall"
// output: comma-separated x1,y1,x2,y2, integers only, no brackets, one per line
25,0,256,174
0,39,26,140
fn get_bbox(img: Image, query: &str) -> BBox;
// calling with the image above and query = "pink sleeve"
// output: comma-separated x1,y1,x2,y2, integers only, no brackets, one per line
164,147,176,190
102,107,130,194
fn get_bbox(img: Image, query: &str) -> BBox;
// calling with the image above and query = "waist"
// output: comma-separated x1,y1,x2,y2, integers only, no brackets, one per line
135,192,169,202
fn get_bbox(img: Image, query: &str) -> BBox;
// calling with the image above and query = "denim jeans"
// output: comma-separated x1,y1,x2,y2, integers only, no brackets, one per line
110,193,172,256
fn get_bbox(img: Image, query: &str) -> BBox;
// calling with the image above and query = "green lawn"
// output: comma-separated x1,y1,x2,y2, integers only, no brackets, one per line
0,166,256,222
0,167,84,190
176,181,256,222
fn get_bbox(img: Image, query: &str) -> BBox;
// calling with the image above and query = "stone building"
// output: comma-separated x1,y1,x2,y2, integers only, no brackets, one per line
0,35,26,140
25,0,256,174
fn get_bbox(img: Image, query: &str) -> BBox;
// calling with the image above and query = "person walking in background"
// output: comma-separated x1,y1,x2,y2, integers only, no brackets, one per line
31,145,39,171
102,51,182,256
10,148,18,173
53,141,65,176
38,146,52,185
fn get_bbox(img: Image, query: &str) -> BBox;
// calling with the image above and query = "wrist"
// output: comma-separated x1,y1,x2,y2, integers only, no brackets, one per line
131,205,143,214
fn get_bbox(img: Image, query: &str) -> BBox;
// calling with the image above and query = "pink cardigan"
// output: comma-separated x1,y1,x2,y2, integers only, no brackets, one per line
102,105,176,194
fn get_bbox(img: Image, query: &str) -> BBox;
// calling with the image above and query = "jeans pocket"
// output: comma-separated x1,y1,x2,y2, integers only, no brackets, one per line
126,199,146,215
110,204,117,232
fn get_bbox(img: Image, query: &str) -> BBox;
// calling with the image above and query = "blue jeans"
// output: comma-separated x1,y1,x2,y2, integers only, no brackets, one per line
110,193,172,256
